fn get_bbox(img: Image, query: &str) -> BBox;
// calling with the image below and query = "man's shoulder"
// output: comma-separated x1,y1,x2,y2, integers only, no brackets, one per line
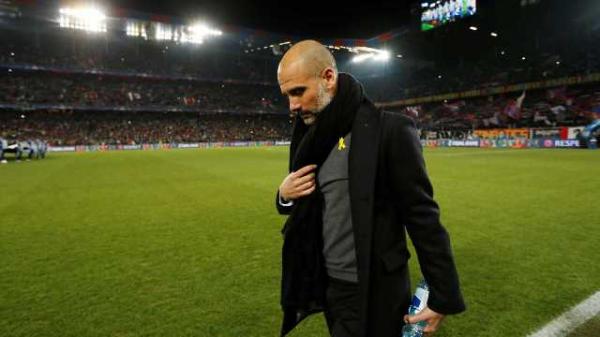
358,100,417,133
380,110,417,130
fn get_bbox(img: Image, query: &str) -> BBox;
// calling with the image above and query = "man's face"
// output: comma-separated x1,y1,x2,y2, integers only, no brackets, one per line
278,62,333,125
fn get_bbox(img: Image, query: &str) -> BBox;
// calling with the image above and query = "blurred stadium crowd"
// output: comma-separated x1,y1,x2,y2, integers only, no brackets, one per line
0,74,283,113
0,111,290,146
395,84,600,133
1,3,599,149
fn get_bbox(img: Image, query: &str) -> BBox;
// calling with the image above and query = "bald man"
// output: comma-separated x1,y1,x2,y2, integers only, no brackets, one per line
275,40,465,337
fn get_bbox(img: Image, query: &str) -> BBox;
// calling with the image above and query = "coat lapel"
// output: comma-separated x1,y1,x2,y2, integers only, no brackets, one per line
348,101,381,336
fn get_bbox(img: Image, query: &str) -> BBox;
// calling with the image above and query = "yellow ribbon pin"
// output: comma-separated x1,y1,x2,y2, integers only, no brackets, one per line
338,137,346,150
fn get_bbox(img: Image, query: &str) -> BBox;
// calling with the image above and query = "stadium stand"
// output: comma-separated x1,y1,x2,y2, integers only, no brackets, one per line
0,110,290,145
0,1,599,149
392,83,600,133
0,32,277,83
0,73,284,113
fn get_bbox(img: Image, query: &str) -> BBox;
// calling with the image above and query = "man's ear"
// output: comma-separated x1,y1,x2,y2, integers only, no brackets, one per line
322,68,337,90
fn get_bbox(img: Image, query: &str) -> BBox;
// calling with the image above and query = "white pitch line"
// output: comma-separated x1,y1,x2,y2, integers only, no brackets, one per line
527,290,600,337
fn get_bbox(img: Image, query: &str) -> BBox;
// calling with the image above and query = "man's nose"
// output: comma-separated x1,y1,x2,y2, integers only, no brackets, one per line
289,100,301,112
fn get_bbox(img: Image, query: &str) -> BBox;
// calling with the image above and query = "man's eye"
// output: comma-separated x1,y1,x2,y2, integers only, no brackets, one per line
290,88,305,96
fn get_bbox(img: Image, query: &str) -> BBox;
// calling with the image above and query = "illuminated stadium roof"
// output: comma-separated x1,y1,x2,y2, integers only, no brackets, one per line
113,0,417,38
3,0,597,66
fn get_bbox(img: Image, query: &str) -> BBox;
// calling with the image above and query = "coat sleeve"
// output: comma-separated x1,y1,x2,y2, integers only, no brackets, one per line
385,113,466,315
275,190,294,215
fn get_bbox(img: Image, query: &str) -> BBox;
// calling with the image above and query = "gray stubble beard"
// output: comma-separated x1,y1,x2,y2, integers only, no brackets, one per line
302,82,332,125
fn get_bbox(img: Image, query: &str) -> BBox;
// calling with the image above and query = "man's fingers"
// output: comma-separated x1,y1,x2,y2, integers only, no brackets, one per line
298,185,316,196
296,179,315,192
294,172,315,186
423,316,443,333
405,312,425,324
423,324,438,333
405,310,433,324
294,164,317,177
282,165,317,199
404,309,445,336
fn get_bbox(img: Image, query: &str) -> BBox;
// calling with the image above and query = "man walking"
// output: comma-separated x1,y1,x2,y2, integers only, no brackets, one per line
275,40,465,337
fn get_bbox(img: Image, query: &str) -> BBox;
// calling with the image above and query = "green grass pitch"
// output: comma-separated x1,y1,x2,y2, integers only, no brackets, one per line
1,147,598,337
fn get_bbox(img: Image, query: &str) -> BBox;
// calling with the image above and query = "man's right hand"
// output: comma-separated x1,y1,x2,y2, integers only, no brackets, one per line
279,164,317,201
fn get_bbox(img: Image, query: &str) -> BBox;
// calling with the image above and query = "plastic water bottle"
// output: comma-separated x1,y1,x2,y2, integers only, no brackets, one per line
402,279,430,337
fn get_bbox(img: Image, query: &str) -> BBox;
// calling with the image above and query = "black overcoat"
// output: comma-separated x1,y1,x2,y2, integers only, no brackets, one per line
276,101,466,337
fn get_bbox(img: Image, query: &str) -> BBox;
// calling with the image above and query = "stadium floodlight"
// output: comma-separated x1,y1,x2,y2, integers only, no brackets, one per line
155,23,174,41
189,23,222,37
352,53,374,63
352,46,380,54
126,20,148,39
373,50,391,62
174,23,223,44
469,26,478,31
59,7,107,33
490,32,498,37
396,54,403,58
556,61,560,65
351,47,392,63
522,56,527,60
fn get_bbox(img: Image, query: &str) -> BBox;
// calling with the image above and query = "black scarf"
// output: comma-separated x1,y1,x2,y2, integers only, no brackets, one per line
280,73,365,336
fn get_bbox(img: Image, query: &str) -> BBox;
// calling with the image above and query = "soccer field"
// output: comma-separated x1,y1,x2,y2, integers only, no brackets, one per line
1,147,598,337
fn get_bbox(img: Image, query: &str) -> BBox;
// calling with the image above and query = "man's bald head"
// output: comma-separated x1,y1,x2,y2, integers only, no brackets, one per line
277,40,338,125
278,40,337,81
